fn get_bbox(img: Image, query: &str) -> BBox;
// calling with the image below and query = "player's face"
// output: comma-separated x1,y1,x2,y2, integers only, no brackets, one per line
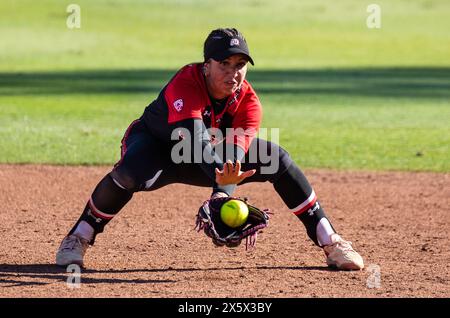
204,54,248,99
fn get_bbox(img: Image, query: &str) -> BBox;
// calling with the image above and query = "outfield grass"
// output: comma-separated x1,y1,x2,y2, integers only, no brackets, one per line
0,0,449,171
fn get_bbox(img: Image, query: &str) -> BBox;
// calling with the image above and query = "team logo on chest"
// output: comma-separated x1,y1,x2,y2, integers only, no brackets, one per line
173,99,184,112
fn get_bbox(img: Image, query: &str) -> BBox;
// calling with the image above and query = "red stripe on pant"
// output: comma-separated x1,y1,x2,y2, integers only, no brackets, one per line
293,191,318,216
88,198,115,220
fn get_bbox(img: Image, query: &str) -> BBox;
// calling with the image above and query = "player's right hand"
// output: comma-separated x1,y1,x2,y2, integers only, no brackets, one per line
215,160,256,185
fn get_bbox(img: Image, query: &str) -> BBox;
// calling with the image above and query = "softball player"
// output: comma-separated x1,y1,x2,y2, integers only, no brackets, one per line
56,28,364,270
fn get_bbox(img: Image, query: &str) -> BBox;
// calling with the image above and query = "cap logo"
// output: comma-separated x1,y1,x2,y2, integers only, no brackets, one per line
230,38,240,46
173,99,184,112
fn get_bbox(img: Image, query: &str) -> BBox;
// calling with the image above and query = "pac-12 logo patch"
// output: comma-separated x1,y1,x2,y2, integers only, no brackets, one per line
230,38,239,46
173,99,184,112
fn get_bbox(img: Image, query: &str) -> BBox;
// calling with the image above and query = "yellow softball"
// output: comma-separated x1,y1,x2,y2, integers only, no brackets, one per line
220,199,249,228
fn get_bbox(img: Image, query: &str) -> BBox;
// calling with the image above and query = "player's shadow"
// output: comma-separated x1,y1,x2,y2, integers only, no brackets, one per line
0,264,177,287
0,263,339,288
141,265,335,273
0,263,333,287
0,263,333,275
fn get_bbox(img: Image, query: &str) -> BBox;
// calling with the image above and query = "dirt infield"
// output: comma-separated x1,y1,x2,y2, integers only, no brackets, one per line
0,165,448,298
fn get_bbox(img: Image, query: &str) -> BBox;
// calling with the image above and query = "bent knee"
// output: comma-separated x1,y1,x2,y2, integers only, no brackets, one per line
109,169,140,192
278,145,292,169
246,139,293,179
278,148,294,177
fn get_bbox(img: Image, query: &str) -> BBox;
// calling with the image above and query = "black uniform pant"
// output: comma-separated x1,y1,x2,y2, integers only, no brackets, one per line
70,120,332,246
111,120,292,191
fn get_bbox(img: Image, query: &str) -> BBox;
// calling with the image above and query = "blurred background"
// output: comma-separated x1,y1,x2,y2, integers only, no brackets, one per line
0,0,449,171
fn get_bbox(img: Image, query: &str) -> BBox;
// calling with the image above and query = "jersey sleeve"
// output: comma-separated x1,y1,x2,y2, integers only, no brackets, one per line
165,77,204,124
226,88,262,153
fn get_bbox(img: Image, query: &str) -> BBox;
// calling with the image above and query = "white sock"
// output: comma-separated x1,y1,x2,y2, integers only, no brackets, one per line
316,218,335,246
73,221,94,242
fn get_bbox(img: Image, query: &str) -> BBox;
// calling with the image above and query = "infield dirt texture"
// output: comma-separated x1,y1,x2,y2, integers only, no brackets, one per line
0,0,449,298
0,165,448,297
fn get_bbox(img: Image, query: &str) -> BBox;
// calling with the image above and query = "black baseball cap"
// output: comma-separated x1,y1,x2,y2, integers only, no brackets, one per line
203,28,254,65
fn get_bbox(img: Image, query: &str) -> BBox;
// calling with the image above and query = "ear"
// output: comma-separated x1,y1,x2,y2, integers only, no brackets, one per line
203,62,210,76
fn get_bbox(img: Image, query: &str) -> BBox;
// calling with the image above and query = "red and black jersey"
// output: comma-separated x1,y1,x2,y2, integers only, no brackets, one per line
141,63,262,153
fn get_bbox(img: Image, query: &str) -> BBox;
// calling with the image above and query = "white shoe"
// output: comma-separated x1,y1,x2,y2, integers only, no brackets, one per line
323,234,364,270
56,234,89,266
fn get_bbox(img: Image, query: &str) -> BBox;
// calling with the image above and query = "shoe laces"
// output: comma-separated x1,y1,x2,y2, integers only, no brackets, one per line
61,235,84,250
333,238,355,253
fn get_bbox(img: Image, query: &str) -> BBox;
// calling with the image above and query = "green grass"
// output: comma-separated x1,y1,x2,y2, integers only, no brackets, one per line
0,0,449,171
